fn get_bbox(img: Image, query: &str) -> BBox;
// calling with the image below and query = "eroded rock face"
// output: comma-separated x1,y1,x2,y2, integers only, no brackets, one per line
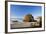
23,14,34,22
23,16,30,22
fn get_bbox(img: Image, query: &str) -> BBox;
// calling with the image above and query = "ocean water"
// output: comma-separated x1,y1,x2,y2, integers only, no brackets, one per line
10,18,23,23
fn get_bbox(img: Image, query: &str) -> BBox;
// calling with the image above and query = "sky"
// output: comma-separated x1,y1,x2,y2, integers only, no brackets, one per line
10,5,42,19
